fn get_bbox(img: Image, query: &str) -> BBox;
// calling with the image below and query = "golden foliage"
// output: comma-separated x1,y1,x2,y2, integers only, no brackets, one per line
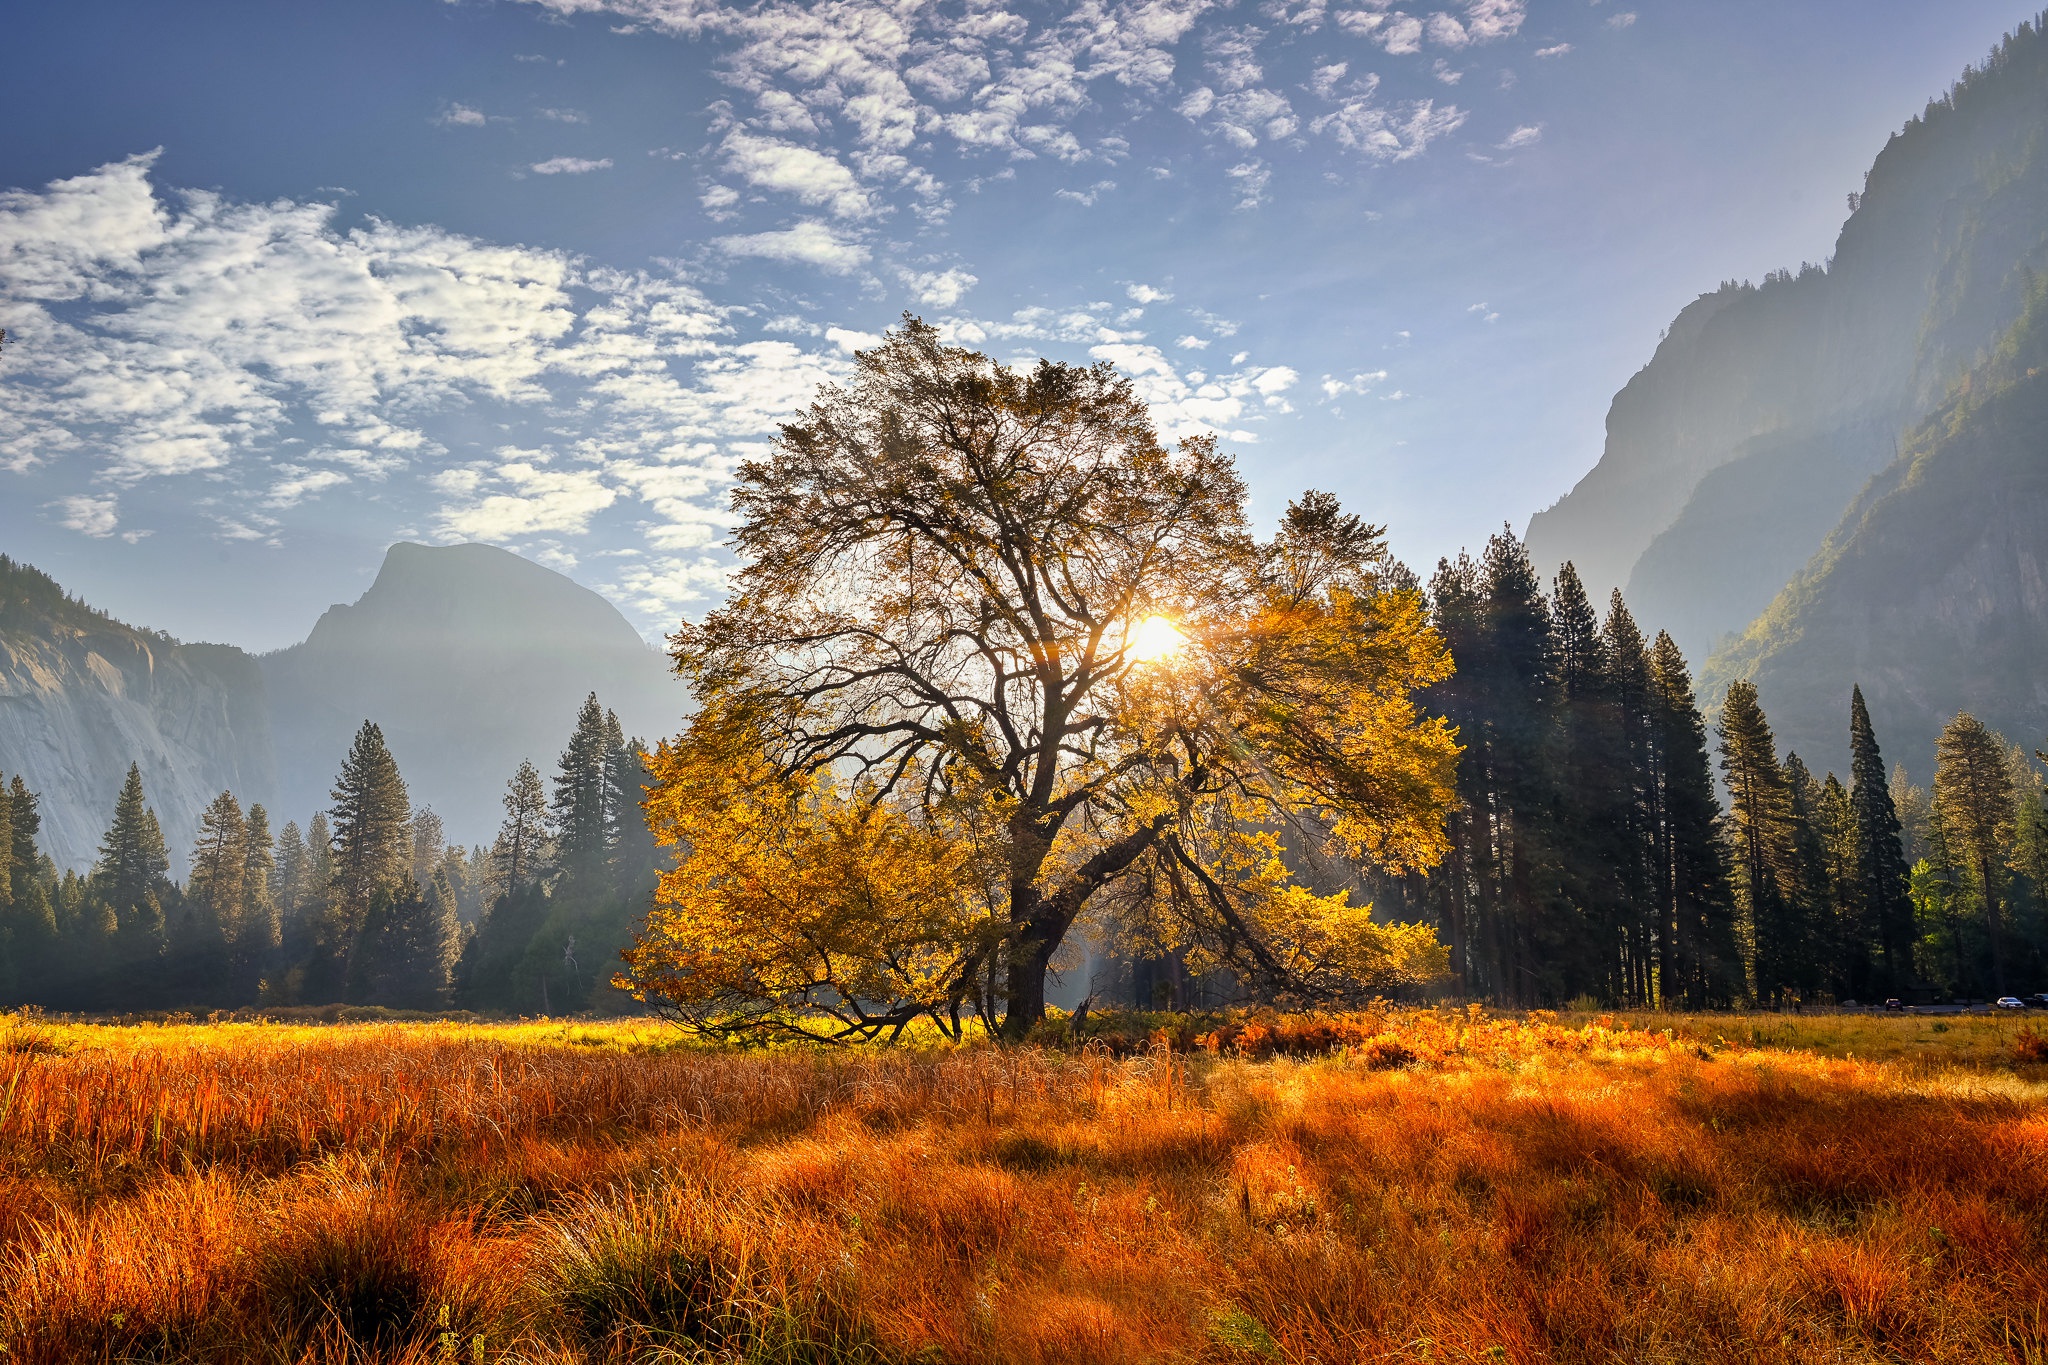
633,320,1459,1036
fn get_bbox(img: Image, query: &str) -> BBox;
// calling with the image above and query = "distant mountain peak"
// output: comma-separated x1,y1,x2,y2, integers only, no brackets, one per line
296,541,649,658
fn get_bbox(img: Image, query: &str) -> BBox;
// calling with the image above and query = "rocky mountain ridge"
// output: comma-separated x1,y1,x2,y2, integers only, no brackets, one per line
1525,16,2048,667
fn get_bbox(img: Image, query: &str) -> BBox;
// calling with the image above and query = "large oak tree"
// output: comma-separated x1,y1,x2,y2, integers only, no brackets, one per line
624,319,1460,1040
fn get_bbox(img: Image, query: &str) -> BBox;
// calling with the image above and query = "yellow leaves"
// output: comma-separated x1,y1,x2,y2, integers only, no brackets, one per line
625,713,1002,1040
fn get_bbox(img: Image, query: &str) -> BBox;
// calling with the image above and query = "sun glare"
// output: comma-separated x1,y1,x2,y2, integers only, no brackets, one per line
1128,614,1187,663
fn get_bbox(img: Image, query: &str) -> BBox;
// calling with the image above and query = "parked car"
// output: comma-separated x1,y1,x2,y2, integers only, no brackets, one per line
2025,994,2048,1010
1884,998,1904,1011
1996,996,2026,1010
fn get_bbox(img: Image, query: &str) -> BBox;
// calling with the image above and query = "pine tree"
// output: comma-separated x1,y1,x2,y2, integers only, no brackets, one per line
97,763,170,923
322,723,411,1001
0,773,59,1002
606,723,660,903
238,803,280,985
410,807,446,885
1423,552,1485,994
1813,772,1862,999
174,790,245,1001
1546,563,1615,1002
1470,529,1559,1005
187,791,247,929
492,760,551,899
1647,633,1738,1007
1848,690,1917,997
553,694,611,894
1933,712,2017,994
275,820,309,926
328,722,412,931
1602,595,1659,1006
304,813,336,921
1781,754,1833,1003
1718,681,1796,1006
0,773,12,913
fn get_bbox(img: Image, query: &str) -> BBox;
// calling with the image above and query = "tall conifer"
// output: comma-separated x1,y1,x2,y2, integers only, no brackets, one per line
328,721,412,927
492,760,551,899
1718,681,1795,1006
1933,712,2017,993
1849,688,1916,994
553,694,611,893
239,803,281,979
1603,595,1659,1005
1647,633,1738,1007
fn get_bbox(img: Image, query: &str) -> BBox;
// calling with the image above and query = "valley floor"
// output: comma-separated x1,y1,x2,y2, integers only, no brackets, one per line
2,1009,2045,1364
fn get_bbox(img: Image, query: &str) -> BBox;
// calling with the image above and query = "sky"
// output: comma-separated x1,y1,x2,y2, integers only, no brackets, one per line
2,0,2039,651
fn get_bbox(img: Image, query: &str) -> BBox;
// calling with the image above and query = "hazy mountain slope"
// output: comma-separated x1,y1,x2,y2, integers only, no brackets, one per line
1702,281,2048,780
0,558,276,873
260,543,680,846
1526,18,2048,661
1621,423,1885,662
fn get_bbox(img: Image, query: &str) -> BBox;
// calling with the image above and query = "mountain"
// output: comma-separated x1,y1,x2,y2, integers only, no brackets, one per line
0,556,277,873
1701,276,2048,780
1526,16,2048,666
0,544,681,872
261,542,679,848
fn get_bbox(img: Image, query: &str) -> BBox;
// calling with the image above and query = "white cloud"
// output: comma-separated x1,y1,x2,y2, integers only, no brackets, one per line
1426,14,1470,48
1534,42,1572,58
264,466,351,507
437,457,618,539
721,130,875,219
1226,161,1271,210
1377,14,1425,54
1498,123,1541,149
538,107,589,123
1055,180,1116,206
1462,0,1525,41
713,220,870,271
1320,368,1388,398
438,104,490,127
900,266,977,308
1312,97,1466,159
1175,334,1210,349
1126,283,1173,305
49,494,119,538
530,156,614,174
825,326,882,354
503,0,1475,227
1607,12,1636,28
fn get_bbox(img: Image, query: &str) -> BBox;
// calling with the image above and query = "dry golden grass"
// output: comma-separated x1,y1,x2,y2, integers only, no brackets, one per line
2,1007,2046,1364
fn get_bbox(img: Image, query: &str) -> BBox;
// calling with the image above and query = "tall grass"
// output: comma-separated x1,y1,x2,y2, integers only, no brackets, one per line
2,1008,2045,1362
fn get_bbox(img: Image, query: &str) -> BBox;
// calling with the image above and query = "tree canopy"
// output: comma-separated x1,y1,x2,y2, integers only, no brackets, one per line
621,318,1460,1041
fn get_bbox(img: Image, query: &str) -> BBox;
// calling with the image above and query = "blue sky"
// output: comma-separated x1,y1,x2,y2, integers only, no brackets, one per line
1,0,2035,649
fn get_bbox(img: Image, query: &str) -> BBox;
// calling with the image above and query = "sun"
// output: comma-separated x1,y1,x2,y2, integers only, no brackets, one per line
1128,614,1187,663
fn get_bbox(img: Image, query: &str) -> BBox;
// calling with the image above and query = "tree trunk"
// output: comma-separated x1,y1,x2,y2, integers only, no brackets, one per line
1001,931,1055,1040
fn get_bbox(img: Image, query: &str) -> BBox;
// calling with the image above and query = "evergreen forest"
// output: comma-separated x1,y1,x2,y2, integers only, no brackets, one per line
0,693,659,1016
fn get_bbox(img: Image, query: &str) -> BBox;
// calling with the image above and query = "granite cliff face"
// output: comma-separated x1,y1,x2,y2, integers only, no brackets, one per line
1701,284,2048,781
1525,21,2048,665
0,544,681,871
0,561,275,872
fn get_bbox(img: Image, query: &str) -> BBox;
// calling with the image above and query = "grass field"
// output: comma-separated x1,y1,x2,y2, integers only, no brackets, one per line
3,1008,2047,1364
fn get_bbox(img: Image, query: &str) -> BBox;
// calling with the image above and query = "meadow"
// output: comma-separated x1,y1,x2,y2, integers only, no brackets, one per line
2,1008,2046,1364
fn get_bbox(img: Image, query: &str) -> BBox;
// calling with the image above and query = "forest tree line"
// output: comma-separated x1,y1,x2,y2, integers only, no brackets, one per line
4,537,2047,1016
0,693,657,1014
1364,527,2048,1008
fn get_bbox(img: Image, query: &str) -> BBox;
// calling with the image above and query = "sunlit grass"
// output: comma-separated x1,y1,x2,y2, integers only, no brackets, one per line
3,1006,2046,1362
